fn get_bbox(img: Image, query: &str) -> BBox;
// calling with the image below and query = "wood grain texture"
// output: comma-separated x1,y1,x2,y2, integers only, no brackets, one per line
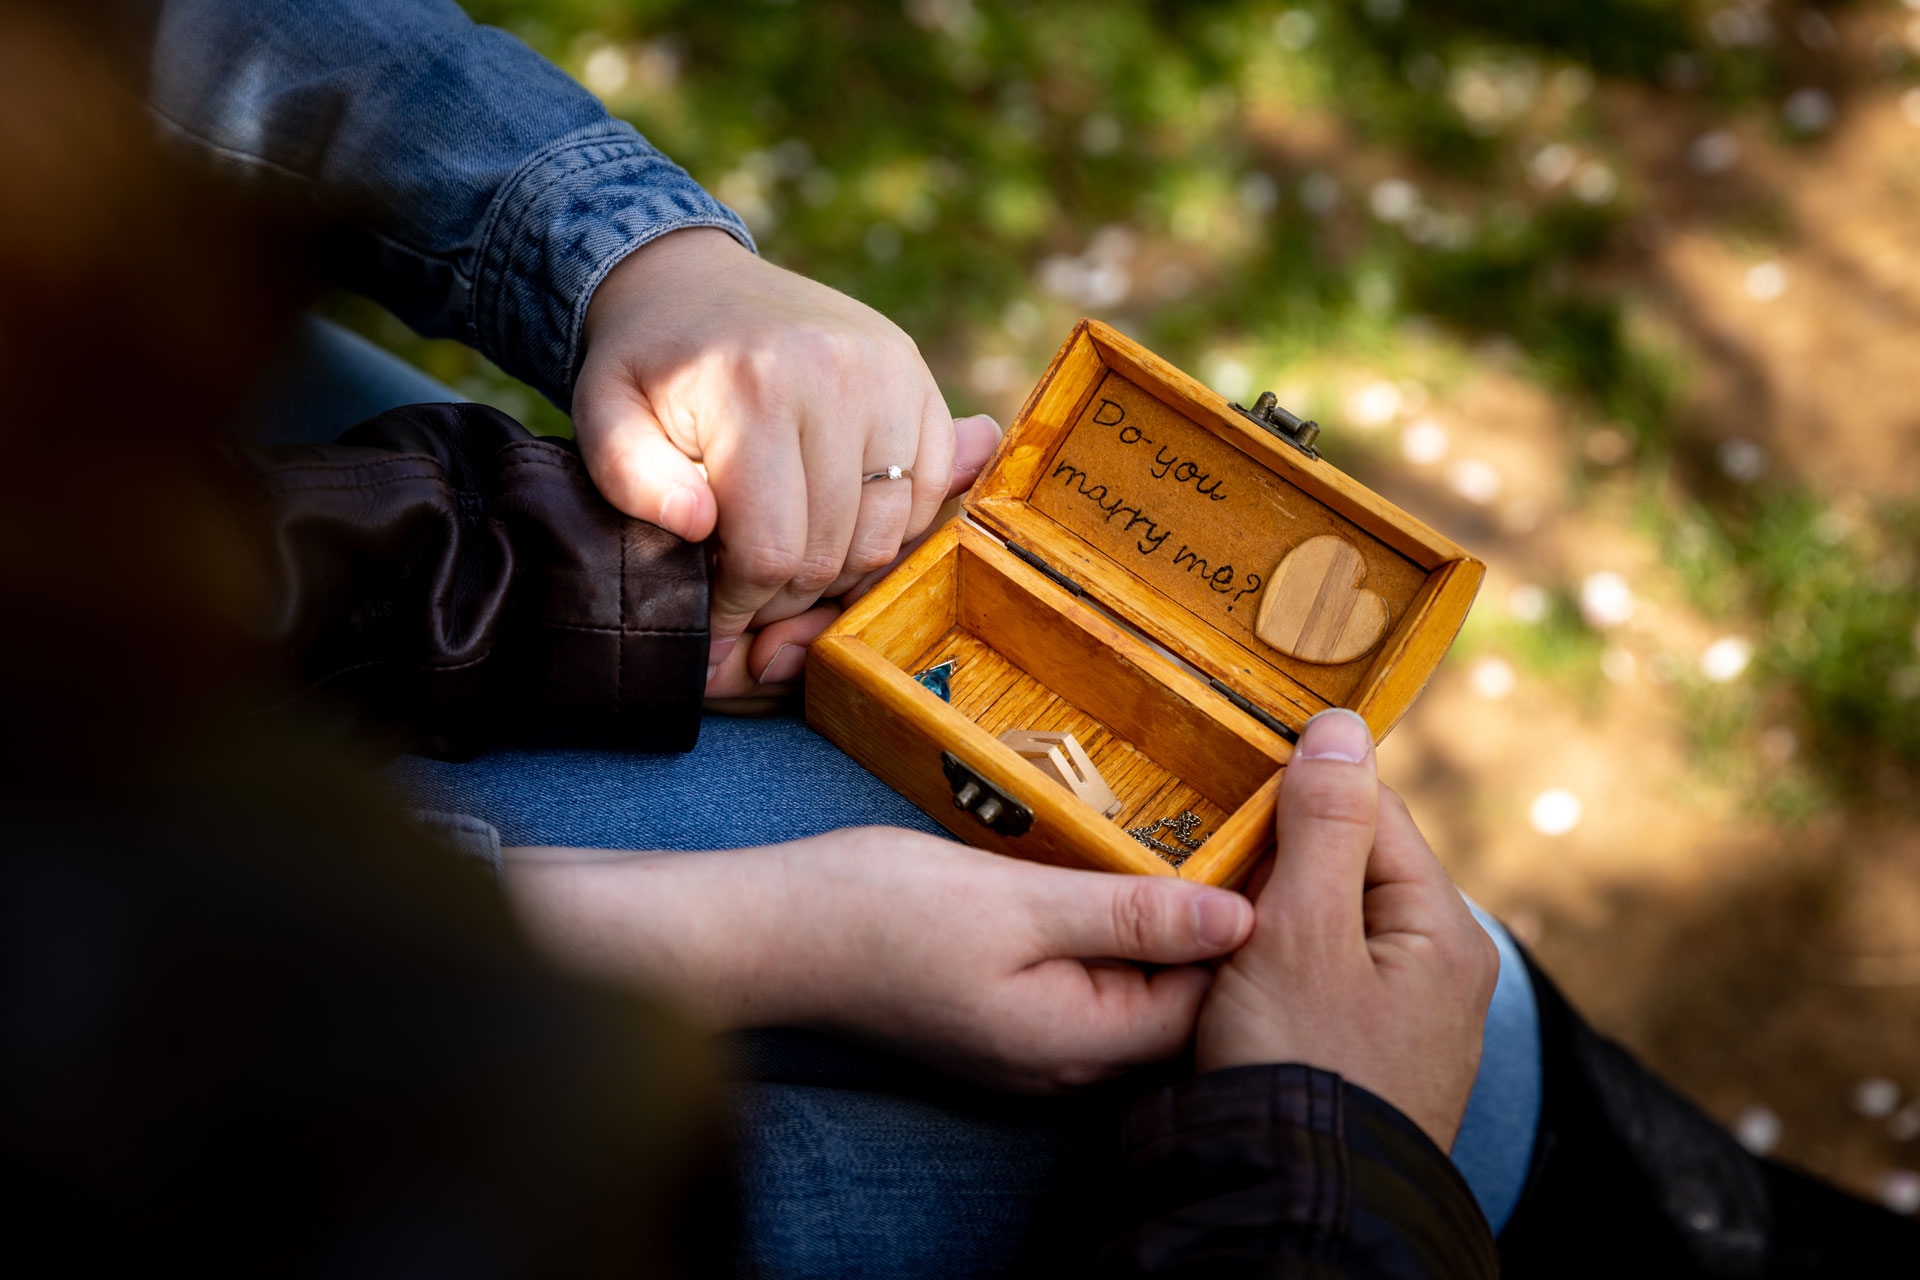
1084,324,1470,570
910,625,1231,843
827,517,961,658
806,635,1174,876
807,317,1481,883
965,318,1482,736
1014,369,1426,707
807,522,1284,882
810,529,1179,876
1175,769,1281,888
953,529,1287,806
970,324,1106,511
972,490,1325,726
1352,556,1486,739
1253,535,1390,665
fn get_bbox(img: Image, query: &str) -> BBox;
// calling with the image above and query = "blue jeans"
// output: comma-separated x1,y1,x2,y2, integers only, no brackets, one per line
281,319,1543,1276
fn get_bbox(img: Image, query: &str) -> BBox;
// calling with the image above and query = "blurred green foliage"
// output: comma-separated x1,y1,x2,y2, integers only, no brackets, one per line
359,0,1756,429
332,0,1918,803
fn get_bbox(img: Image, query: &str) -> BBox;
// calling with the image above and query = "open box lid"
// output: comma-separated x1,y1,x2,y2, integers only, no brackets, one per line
963,320,1484,742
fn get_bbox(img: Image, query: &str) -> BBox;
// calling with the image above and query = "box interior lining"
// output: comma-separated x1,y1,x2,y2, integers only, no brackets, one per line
903,624,1231,844
848,535,1280,861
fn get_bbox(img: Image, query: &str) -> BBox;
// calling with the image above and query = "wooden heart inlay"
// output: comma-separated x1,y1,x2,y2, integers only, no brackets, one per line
1253,536,1390,665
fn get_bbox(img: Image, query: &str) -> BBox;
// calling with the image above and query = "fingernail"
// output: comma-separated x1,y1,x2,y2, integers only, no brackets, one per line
757,642,805,684
953,414,1001,472
1193,891,1252,950
705,663,719,687
708,636,738,666
1296,708,1373,763
660,484,700,533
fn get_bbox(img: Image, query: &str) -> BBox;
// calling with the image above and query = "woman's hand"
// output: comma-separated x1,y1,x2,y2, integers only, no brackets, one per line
573,229,995,693
697,415,998,709
1195,709,1499,1151
503,827,1254,1093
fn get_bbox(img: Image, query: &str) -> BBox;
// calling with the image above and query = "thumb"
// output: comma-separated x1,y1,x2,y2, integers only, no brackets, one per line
575,382,718,542
1260,708,1379,952
948,414,1002,494
1031,870,1253,965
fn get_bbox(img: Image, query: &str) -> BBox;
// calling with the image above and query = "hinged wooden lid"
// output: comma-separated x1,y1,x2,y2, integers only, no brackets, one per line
963,320,1483,740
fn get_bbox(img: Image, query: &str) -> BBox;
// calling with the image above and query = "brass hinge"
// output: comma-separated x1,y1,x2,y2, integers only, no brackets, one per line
1006,540,1087,598
1229,391,1321,461
1001,529,1300,747
1208,678,1300,744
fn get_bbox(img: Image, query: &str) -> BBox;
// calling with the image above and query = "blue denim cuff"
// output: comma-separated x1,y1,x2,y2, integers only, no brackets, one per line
410,809,504,882
474,120,756,408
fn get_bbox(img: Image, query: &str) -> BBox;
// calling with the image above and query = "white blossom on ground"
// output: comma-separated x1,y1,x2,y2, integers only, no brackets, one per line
1370,178,1420,223
1529,789,1583,836
1401,419,1449,464
1274,9,1317,51
1508,584,1550,624
1572,164,1618,204
1602,647,1637,684
582,44,630,97
1700,636,1754,683
1202,352,1253,403
1880,1169,1920,1216
1579,572,1635,629
1854,1078,1902,1120
1782,88,1835,134
1469,656,1517,700
1529,143,1576,189
1689,129,1741,174
1718,437,1768,482
1744,261,1787,301
1447,458,1502,504
1733,1106,1781,1156
1299,171,1340,215
1347,380,1404,429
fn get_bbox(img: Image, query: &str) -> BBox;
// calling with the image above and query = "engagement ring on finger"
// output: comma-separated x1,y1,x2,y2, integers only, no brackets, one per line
862,465,913,482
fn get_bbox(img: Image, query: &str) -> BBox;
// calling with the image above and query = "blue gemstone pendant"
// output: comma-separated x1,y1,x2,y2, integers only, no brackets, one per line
912,658,957,702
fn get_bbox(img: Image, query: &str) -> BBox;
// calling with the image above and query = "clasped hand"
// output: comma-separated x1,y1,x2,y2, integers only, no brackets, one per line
565,232,1494,1139
505,712,1497,1144
573,228,997,701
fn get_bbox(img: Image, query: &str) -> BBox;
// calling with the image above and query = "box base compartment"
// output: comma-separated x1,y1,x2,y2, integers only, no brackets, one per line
904,625,1228,847
808,521,1286,883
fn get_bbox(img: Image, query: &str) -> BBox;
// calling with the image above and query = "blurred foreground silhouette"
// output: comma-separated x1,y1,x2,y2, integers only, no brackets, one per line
0,8,727,1270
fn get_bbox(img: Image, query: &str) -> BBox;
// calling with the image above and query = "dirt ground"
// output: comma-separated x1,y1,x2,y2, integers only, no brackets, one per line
1377,14,1920,1203
941,7,1920,1209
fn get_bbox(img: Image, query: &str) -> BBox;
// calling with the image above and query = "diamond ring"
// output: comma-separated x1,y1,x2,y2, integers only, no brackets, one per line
861,465,913,482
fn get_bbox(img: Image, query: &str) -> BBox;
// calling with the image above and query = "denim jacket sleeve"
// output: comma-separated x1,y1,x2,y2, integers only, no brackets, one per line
145,0,755,408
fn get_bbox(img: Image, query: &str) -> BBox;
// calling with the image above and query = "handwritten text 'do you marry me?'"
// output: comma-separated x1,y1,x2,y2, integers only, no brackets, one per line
1044,397,1264,612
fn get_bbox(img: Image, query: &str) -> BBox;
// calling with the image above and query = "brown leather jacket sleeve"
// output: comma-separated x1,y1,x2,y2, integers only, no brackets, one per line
235,402,707,758
1097,1064,1498,1279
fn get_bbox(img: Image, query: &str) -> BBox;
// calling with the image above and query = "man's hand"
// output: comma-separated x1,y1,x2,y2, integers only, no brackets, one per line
1195,709,1499,1151
503,827,1254,1093
574,229,992,688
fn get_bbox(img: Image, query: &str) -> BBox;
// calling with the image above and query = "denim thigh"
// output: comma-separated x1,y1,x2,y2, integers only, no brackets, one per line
387,714,1542,1273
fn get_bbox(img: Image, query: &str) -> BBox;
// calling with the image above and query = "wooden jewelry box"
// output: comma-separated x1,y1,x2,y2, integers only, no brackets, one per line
806,320,1482,888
